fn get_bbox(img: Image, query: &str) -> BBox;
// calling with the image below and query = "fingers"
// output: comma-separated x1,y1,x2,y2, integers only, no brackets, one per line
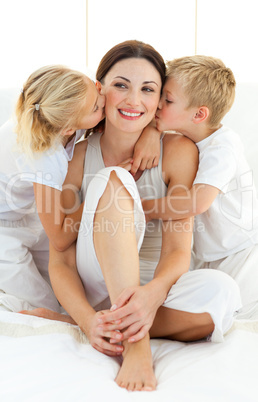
110,288,134,312
93,338,123,356
99,305,131,324
131,156,159,176
98,326,123,343
130,157,141,176
128,326,148,343
119,154,159,176
117,158,133,172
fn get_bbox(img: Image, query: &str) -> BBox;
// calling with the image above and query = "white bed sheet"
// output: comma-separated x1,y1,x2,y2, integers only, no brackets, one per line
0,311,257,402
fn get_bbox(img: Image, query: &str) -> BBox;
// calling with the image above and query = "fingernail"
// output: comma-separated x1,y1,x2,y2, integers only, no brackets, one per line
128,338,135,343
110,304,117,311
97,318,103,324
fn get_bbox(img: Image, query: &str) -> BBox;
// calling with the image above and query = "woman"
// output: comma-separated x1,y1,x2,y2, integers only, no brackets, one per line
22,40,242,391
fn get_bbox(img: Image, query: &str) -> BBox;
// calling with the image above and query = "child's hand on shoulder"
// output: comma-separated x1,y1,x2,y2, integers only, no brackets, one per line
131,122,161,176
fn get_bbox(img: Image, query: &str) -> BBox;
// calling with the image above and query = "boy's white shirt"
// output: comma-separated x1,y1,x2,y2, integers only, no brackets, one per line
0,118,84,220
193,125,258,261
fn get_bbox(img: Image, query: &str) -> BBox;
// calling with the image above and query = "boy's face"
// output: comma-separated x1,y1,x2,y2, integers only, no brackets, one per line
155,77,195,134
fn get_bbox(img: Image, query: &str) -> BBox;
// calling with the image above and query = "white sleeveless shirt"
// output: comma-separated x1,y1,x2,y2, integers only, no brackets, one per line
81,132,167,265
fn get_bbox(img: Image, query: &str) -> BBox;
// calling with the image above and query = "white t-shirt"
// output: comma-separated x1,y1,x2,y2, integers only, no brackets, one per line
0,119,84,220
193,125,258,261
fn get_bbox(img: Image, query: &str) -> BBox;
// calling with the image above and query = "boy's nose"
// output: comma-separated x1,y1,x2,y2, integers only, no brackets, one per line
158,99,163,110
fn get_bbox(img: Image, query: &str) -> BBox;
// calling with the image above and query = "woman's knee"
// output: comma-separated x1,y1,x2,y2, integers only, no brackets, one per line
97,170,134,217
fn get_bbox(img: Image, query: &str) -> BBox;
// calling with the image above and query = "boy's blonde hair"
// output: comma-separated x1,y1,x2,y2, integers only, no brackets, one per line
166,55,236,128
15,65,89,154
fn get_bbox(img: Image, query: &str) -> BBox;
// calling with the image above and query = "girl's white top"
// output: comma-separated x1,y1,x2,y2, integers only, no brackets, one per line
0,119,84,221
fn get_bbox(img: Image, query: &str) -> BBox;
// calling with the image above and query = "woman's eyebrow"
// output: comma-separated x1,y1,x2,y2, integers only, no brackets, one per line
143,80,158,87
114,76,130,82
114,76,158,86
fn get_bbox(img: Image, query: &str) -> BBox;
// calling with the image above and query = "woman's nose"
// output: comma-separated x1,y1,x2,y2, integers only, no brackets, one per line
126,89,140,106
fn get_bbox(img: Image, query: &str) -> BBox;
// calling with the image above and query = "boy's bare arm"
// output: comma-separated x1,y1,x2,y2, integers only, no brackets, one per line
142,182,219,221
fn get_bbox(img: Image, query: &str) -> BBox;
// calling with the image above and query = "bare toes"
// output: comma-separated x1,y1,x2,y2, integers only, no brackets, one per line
134,381,143,391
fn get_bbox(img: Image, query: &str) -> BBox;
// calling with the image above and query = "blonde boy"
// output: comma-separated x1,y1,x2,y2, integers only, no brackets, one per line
143,55,258,318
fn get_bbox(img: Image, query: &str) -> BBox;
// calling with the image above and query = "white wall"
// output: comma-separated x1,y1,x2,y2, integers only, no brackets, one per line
87,0,258,84
197,0,258,83
87,0,196,74
0,0,257,88
0,0,86,88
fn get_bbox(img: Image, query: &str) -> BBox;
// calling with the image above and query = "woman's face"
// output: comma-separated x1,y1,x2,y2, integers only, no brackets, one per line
99,58,162,133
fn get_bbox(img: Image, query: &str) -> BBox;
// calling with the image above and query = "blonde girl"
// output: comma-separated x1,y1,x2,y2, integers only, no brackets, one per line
0,65,105,312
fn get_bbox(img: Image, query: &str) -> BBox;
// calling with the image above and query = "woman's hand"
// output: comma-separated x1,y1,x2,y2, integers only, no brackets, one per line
86,310,124,356
20,307,124,357
98,283,165,343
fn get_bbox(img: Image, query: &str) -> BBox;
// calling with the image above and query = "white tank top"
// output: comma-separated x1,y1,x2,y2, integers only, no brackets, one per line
81,132,167,264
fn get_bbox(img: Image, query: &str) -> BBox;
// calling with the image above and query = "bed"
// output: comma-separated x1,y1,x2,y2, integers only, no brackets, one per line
0,84,258,401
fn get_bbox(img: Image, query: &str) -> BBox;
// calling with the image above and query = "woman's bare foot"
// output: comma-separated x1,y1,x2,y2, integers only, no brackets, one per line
115,335,156,391
19,308,76,325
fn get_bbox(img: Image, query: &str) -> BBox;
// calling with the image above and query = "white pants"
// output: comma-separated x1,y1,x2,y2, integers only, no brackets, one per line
76,167,242,342
0,212,60,312
191,245,258,320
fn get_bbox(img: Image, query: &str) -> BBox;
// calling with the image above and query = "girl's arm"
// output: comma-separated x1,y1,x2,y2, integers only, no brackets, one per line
142,182,219,222
131,120,161,176
34,140,87,251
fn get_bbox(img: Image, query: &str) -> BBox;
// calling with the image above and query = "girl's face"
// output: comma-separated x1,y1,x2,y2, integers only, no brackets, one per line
77,78,105,130
99,58,162,134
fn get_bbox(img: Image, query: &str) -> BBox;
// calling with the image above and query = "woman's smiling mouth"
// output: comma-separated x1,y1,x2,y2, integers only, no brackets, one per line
119,109,143,119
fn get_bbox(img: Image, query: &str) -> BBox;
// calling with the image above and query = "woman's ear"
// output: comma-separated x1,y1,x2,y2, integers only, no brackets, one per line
193,106,209,124
96,80,103,94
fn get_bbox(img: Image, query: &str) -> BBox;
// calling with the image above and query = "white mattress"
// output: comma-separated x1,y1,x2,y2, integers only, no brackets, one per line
0,311,257,401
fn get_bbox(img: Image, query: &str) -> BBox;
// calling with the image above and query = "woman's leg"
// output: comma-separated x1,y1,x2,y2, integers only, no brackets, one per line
93,171,156,391
150,308,214,341
150,268,242,343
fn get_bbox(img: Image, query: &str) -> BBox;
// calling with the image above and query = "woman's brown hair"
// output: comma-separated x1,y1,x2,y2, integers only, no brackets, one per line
87,40,165,136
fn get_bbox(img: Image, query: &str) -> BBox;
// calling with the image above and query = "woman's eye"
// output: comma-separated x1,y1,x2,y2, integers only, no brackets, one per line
142,87,154,93
114,83,127,89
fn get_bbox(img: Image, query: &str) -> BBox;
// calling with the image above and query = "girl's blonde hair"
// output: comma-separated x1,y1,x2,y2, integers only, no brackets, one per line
15,65,89,154
166,55,236,128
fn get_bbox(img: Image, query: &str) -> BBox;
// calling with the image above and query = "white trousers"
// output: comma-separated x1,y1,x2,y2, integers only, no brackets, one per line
76,167,242,342
0,212,60,312
191,245,258,320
